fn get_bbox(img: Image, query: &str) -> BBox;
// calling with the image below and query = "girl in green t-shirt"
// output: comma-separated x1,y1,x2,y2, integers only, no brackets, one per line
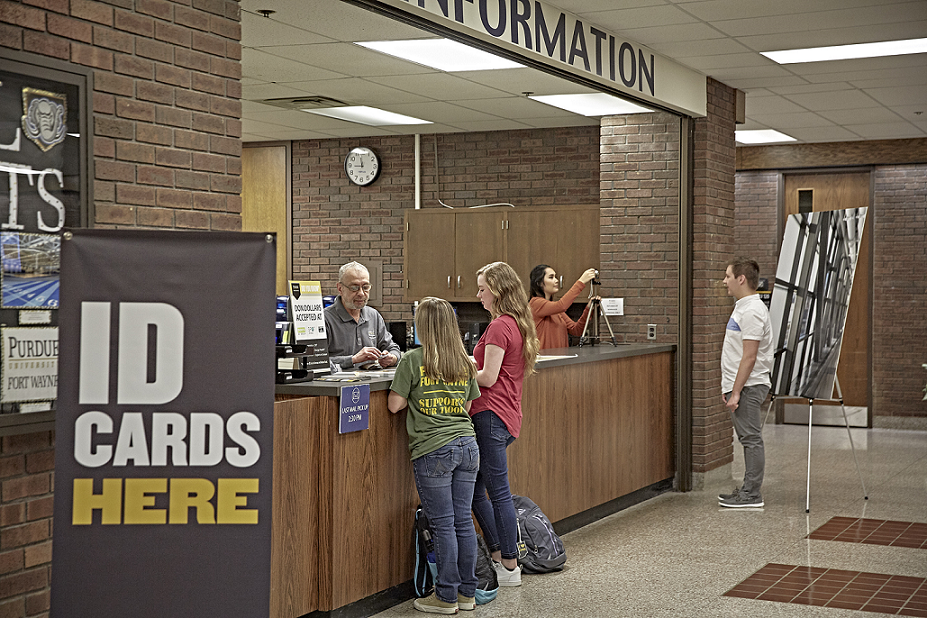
389,297,481,614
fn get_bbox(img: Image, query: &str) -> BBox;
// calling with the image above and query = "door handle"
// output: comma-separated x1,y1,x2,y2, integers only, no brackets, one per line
447,276,451,288
457,275,461,288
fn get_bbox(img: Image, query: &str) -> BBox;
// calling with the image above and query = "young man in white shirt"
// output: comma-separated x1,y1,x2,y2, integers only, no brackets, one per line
719,257,774,508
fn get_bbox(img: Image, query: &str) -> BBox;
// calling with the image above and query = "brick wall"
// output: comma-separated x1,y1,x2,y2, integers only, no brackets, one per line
1,0,242,614
869,166,927,418
733,171,779,283
290,126,601,323
599,112,680,342
0,433,53,617
691,78,738,475
1,0,244,230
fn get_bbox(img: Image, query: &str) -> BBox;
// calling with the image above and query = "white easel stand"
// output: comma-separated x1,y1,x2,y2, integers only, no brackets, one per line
801,376,868,513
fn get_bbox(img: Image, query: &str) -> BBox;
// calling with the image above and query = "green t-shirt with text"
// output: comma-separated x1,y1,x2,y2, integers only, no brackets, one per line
390,348,480,460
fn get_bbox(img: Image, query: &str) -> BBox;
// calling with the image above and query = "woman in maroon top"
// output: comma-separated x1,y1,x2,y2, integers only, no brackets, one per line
471,261,539,587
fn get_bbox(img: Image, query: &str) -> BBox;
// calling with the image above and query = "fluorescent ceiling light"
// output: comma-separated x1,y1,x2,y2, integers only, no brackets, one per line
735,130,796,145
762,37,927,64
529,93,651,116
304,106,431,126
357,39,522,71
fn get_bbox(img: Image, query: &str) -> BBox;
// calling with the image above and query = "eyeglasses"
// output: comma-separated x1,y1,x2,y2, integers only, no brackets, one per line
344,283,371,293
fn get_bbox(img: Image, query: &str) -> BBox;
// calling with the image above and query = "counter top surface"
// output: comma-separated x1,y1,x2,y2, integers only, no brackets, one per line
275,342,675,397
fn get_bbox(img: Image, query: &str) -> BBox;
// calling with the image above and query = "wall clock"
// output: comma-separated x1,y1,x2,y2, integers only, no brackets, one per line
344,147,381,186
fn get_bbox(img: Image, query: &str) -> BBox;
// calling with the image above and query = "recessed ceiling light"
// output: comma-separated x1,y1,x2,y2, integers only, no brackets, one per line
529,93,651,116
304,105,431,126
762,37,927,64
357,39,523,72
735,130,796,145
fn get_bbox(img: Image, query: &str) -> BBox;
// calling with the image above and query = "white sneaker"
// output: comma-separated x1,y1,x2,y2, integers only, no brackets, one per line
492,561,522,587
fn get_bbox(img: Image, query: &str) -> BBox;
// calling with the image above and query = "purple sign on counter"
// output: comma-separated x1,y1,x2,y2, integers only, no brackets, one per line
339,384,370,433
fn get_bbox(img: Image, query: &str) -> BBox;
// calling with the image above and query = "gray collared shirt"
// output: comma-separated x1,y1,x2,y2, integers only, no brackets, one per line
323,298,401,369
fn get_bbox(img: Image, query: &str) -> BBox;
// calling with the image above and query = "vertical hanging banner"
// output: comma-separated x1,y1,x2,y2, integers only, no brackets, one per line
51,230,276,618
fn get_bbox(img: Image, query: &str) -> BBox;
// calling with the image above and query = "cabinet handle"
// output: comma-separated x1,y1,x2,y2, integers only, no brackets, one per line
560,276,563,288
447,276,451,289
457,275,461,288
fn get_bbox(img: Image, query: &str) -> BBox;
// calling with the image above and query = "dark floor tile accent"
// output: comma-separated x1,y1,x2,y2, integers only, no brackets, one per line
808,517,927,549
724,564,927,617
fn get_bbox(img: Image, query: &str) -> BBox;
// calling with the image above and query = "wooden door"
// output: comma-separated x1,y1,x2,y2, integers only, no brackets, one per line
455,211,505,300
404,210,455,301
783,172,870,408
242,144,289,294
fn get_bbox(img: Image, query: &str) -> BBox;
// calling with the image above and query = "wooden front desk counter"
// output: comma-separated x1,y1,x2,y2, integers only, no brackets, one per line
271,344,675,616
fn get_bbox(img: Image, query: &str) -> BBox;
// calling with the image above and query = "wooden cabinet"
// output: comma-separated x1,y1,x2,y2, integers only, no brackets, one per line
404,205,599,302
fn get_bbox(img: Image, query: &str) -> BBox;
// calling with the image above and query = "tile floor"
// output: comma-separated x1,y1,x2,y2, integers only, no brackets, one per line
372,422,927,617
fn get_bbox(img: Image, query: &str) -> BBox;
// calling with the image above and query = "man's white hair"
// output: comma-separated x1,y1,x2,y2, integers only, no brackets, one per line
339,261,368,282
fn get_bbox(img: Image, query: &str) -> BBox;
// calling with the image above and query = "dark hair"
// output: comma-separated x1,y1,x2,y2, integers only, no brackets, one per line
529,264,551,298
729,257,760,290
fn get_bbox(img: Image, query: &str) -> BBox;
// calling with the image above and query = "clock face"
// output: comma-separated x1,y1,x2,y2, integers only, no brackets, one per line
344,147,380,186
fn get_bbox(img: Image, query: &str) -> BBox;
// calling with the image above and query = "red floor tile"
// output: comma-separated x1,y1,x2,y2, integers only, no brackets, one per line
809,517,927,549
725,563,927,616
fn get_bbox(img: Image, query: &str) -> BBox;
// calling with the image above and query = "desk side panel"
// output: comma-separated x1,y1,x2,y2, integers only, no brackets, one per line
511,351,674,523
271,396,321,617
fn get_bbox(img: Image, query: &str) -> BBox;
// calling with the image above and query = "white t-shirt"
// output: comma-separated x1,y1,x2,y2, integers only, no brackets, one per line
721,294,773,393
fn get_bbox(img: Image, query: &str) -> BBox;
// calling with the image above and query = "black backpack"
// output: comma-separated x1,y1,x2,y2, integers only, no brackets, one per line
513,495,566,573
413,505,499,604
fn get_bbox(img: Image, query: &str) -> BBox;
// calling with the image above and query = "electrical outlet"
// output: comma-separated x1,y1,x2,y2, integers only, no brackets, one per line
647,324,657,340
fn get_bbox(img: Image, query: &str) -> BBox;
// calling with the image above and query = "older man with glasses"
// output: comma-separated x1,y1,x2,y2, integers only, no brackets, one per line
324,261,401,370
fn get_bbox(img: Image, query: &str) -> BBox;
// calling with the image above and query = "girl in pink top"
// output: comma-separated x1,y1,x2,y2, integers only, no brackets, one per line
471,261,539,587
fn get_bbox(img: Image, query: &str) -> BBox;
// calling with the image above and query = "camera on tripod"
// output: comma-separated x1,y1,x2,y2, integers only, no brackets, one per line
580,270,617,347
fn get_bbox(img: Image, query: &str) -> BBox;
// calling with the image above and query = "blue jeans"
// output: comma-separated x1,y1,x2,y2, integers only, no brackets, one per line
471,410,519,561
413,436,480,603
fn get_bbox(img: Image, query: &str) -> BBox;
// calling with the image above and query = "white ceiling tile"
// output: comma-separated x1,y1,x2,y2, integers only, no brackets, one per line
274,78,432,106
744,95,808,115
680,0,888,22
365,73,510,101
241,49,347,83
747,112,833,129
766,83,854,95
676,52,771,71
522,116,601,129
736,21,927,52
454,96,580,119
784,89,880,111
651,38,753,58
242,82,317,101
818,107,904,125
609,23,725,45
442,119,537,133
865,85,927,106
846,121,926,138
240,11,333,48
451,70,600,97
580,5,699,30
786,126,865,142
385,101,502,124
710,3,927,38
256,42,437,78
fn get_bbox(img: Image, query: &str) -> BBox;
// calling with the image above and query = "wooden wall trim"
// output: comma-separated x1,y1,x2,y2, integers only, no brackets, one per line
737,137,927,171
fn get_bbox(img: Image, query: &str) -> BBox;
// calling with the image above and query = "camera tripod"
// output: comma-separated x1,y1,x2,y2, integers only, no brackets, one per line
578,277,617,347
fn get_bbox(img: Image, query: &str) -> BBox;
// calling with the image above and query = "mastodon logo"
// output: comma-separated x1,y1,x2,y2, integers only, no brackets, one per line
22,88,67,152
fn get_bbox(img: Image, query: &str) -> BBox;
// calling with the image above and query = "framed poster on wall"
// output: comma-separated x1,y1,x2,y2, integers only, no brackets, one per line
0,48,91,433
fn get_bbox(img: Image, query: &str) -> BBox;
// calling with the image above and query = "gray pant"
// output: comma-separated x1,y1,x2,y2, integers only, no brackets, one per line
727,384,770,499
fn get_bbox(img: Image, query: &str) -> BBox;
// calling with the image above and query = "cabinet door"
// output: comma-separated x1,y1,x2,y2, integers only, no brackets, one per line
455,212,505,300
555,207,600,292
505,210,548,296
405,210,455,301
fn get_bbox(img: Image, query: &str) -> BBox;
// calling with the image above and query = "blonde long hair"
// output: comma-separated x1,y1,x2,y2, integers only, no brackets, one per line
476,262,539,377
415,297,477,383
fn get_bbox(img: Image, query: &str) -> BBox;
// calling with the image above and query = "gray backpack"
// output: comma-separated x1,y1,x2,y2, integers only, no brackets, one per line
512,495,566,573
